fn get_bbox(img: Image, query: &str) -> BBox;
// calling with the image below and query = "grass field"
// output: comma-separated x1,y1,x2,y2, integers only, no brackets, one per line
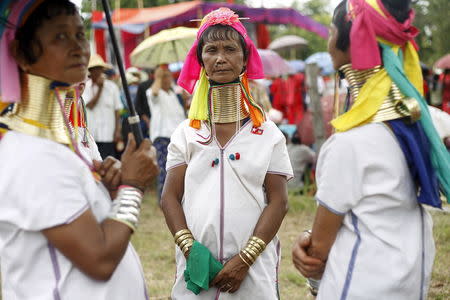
134,192,450,300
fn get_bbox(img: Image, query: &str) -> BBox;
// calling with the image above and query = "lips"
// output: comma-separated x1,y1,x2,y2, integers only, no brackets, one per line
69,63,87,69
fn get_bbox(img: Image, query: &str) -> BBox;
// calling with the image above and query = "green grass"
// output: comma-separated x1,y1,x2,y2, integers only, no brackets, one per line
133,192,450,299
0,191,447,299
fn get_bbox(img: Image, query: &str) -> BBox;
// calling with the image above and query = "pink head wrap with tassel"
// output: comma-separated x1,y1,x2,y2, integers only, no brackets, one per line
177,7,264,94
0,0,44,103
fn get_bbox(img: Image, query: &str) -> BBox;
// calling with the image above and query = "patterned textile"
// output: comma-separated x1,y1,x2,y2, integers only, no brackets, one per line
154,137,170,200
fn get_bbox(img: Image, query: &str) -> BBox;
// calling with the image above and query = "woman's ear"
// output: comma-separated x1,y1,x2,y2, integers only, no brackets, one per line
9,40,29,72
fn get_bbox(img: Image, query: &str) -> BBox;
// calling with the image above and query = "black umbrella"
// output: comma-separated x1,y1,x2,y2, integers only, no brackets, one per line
101,0,143,145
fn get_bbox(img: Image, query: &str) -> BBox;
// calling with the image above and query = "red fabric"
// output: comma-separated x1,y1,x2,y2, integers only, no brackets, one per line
92,11,106,61
68,102,86,128
286,73,305,124
121,30,140,68
271,77,289,119
442,73,450,114
256,23,270,49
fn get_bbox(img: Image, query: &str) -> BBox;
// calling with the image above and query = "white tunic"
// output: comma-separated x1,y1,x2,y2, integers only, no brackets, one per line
0,131,148,300
146,88,185,142
315,123,435,300
83,79,123,143
167,119,293,300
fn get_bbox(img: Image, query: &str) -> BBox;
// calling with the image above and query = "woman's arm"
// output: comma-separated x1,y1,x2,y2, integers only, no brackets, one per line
252,173,289,242
42,211,133,281
42,135,158,281
308,205,344,263
211,173,289,293
160,165,188,238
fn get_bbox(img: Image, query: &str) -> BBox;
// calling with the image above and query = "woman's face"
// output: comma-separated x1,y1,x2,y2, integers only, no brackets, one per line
18,13,90,85
327,24,350,70
201,36,246,83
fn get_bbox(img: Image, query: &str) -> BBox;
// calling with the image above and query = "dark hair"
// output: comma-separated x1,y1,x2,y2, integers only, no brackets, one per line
196,24,248,66
291,130,302,145
15,0,78,65
332,0,412,52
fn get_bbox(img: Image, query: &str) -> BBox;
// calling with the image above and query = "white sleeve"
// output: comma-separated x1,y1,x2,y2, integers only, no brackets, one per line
429,105,450,139
267,132,294,180
315,134,363,215
13,146,90,231
166,122,188,171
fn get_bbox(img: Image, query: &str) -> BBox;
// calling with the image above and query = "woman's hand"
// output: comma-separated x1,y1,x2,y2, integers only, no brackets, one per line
292,232,325,279
210,254,249,293
121,133,158,192
93,157,121,193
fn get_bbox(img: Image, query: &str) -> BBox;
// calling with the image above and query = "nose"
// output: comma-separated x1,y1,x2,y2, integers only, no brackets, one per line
215,51,226,65
70,37,89,58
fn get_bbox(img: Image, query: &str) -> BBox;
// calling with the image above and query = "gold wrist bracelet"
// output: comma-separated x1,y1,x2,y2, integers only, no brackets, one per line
239,251,252,267
174,229,191,242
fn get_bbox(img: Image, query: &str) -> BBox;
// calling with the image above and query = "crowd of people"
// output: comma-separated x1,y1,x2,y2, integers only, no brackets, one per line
0,0,449,299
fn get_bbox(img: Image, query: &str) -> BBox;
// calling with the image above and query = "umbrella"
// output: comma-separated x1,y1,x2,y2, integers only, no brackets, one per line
305,52,335,75
269,35,308,51
257,49,293,78
288,60,306,73
434,54,450,70
131,27,198,68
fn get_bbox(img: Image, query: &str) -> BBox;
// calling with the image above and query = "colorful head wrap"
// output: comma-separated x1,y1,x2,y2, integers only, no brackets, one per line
331,0,450,205
0,0,45,104
177,7,265,129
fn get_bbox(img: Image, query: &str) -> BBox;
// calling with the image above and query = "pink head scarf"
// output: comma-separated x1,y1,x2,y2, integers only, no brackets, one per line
177,7,264,94
0,0,44,103
347,0,419,70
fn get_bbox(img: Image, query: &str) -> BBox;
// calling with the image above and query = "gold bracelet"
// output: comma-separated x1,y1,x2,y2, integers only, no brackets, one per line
175,232,192,244
248,240,263,252
246,243,261,256
244,246,258,260
239,251,252,267
178,238,192,249
182,240,194,254
176,233,194,246
250,236,266,250
174,229,191,242
241,249,255,264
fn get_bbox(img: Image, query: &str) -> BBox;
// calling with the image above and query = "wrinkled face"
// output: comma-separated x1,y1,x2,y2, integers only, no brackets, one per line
327,24,350,70
20,13,90,84
201,36,246,83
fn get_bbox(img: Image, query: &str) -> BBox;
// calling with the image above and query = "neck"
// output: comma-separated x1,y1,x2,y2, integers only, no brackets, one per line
338,64,421,122
0,73,72,144
209,81,249,124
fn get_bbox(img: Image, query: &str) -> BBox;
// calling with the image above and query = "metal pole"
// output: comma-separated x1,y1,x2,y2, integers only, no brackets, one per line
101,0,143,145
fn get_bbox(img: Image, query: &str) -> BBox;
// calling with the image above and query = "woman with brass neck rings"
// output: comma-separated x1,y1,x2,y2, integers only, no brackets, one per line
0,0,158,298
161,8,293,299
292,0,450,298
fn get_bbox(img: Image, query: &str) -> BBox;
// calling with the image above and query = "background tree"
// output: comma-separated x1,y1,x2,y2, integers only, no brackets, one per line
268,0,330,60
413,0,450,66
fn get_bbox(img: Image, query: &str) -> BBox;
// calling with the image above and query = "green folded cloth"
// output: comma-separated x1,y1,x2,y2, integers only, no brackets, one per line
184,241,223,295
